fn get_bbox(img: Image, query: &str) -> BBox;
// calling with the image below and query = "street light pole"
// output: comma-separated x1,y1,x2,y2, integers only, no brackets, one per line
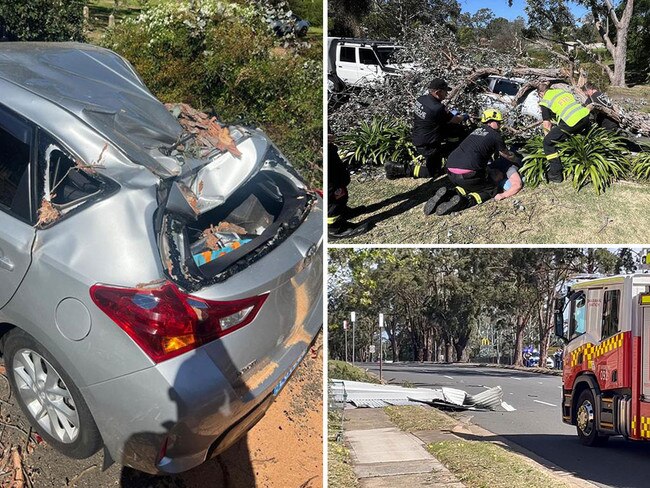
351,311,356,364
378,314,384,381
343,320,348,363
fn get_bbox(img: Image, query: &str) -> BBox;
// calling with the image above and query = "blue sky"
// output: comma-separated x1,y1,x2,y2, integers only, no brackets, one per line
459,0,589,23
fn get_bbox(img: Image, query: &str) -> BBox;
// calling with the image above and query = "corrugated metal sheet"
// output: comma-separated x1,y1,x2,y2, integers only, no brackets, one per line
330,379,505,411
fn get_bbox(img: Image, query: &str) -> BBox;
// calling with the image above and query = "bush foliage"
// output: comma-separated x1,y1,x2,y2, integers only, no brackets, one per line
0,0,84,41
521,127,630,194
103,0,322,186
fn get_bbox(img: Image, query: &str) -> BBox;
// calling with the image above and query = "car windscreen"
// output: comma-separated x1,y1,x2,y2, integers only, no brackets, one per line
492,79,520,96
375,47,412,65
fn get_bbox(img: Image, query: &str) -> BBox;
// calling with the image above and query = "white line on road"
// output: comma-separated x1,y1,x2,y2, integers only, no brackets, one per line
501,402,516,411
533,400,557,407
443,375,454,380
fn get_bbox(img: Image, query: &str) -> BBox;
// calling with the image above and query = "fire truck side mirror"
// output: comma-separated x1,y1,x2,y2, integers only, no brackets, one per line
554,310,566,341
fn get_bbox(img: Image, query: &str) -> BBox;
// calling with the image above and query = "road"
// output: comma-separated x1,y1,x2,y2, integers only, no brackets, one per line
360,362,650,488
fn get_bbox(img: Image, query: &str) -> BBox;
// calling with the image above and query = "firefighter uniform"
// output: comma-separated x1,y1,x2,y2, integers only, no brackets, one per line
586,91,618,131
424,109,509,216
411,94,467,178
385,78,468,180
539,88,591,182
327,142,370,239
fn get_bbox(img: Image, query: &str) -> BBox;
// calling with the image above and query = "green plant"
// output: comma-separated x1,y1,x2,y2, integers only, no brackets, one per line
520,136,547,188
562,127,629,194
339,117,421,167
521,127,629,194
0,0,85,41
631,145,650,180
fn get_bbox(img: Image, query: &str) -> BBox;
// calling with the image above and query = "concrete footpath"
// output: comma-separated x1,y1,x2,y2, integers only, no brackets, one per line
343,408,465,488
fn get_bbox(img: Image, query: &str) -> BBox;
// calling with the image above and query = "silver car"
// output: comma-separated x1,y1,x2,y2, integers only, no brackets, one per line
0,43,322,474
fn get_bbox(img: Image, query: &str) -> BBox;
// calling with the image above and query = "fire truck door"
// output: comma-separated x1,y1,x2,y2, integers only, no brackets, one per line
642,300,650,398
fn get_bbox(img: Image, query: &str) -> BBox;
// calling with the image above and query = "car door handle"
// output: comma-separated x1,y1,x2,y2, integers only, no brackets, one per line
0,256,14,272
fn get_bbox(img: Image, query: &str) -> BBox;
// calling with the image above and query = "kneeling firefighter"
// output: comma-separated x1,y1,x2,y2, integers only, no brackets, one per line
424,109,521,216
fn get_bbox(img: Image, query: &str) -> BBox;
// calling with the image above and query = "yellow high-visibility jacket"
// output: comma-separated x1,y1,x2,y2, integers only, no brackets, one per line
539,89,590,127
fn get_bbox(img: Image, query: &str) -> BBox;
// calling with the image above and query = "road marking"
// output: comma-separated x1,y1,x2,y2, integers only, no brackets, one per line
510,377,522,381
443,375,454,380
482,385,491,389
501,402,516,411
534,400,557,407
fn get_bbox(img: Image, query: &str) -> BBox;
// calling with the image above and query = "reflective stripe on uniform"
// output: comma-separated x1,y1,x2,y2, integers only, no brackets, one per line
414,162,421,177
448,137,460,142
541,89,589,127
469,192,482,204
327,215,340,224
546,152,560,160
455,186,467,196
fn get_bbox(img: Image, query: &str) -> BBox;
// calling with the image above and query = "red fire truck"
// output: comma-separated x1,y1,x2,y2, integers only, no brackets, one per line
555,274,650,446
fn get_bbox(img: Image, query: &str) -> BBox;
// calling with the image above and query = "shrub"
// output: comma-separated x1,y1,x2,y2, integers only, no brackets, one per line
339,117,422,167
521,127,629,194
0,0,84,41
102,0,322,186
631,145,650,180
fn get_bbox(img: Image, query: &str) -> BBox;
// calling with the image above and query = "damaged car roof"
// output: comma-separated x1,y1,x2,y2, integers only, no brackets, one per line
0,42,184,177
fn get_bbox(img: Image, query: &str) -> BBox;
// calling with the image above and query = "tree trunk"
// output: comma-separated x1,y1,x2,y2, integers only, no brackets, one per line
612,25,629,87
513,315,527,366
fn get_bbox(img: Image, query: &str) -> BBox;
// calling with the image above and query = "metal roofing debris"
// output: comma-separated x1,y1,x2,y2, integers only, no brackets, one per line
330,380,504,411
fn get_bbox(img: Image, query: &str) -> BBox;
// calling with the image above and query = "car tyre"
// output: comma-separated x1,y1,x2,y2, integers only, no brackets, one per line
575,389,608,447
4,328,102,458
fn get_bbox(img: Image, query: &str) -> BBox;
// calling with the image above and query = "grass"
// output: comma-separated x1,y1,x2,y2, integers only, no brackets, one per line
341,172,650,244
427,440,573,488
607,85,650,113
328,440,360,488
85,0,142,42
384,405,456,432
328,360,382,383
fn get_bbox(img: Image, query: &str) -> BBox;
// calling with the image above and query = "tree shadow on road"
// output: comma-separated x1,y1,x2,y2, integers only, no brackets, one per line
452,431,650,488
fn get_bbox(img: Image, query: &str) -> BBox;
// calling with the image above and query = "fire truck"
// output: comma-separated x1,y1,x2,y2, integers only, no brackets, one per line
555,274,650,446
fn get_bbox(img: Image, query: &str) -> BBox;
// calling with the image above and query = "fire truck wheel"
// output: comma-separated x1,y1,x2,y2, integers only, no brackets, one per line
575,389,609,446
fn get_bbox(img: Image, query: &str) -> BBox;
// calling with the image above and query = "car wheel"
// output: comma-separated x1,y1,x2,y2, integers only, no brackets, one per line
575,389,608,447
4,328,102,458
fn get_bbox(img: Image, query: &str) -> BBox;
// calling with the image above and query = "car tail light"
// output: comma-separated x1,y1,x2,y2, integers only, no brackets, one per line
90,282,268,363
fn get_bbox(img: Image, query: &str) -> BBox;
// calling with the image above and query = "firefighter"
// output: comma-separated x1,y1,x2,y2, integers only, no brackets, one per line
423,109,521,216
384,78,469,180
537,82,591,183
581,82,619,131
327,132,371,239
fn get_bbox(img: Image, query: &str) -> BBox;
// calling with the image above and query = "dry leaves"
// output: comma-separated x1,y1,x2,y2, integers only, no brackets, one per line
201,222,246,250
36,199,61,227
165,103,242,158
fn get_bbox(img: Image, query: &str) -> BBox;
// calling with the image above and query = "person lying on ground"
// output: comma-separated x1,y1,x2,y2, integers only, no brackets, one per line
537,82,591,183
327,130,371,239
385,77,470,180
423,108,521,216
488,156,523,202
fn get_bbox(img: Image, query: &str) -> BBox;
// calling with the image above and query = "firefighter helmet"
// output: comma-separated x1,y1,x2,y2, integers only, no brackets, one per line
481,109,504,124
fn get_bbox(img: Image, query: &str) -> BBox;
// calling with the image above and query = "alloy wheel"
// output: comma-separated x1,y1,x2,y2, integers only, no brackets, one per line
12,348,80,444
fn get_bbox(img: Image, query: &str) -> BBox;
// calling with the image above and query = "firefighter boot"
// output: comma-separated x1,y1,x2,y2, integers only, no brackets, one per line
435,194,469,216
328,220,371,240
423,186,450,216
547,158,564,183
384,161,410,180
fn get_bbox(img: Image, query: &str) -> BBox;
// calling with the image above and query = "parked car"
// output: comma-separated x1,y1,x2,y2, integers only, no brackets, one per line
0,42,322,474
327,37,414,91
270,13,310,37
477,75,542,120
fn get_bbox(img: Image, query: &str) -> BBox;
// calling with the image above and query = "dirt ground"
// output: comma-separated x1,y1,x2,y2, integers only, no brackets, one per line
339,170,650,244
0,333,322,488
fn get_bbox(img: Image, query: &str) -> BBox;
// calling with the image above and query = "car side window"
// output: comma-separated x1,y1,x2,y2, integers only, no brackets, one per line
35,131,102,226
569,293,586,339
601,289,621,339
359,48,379,65
340,46,356,63
0,107,34,222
